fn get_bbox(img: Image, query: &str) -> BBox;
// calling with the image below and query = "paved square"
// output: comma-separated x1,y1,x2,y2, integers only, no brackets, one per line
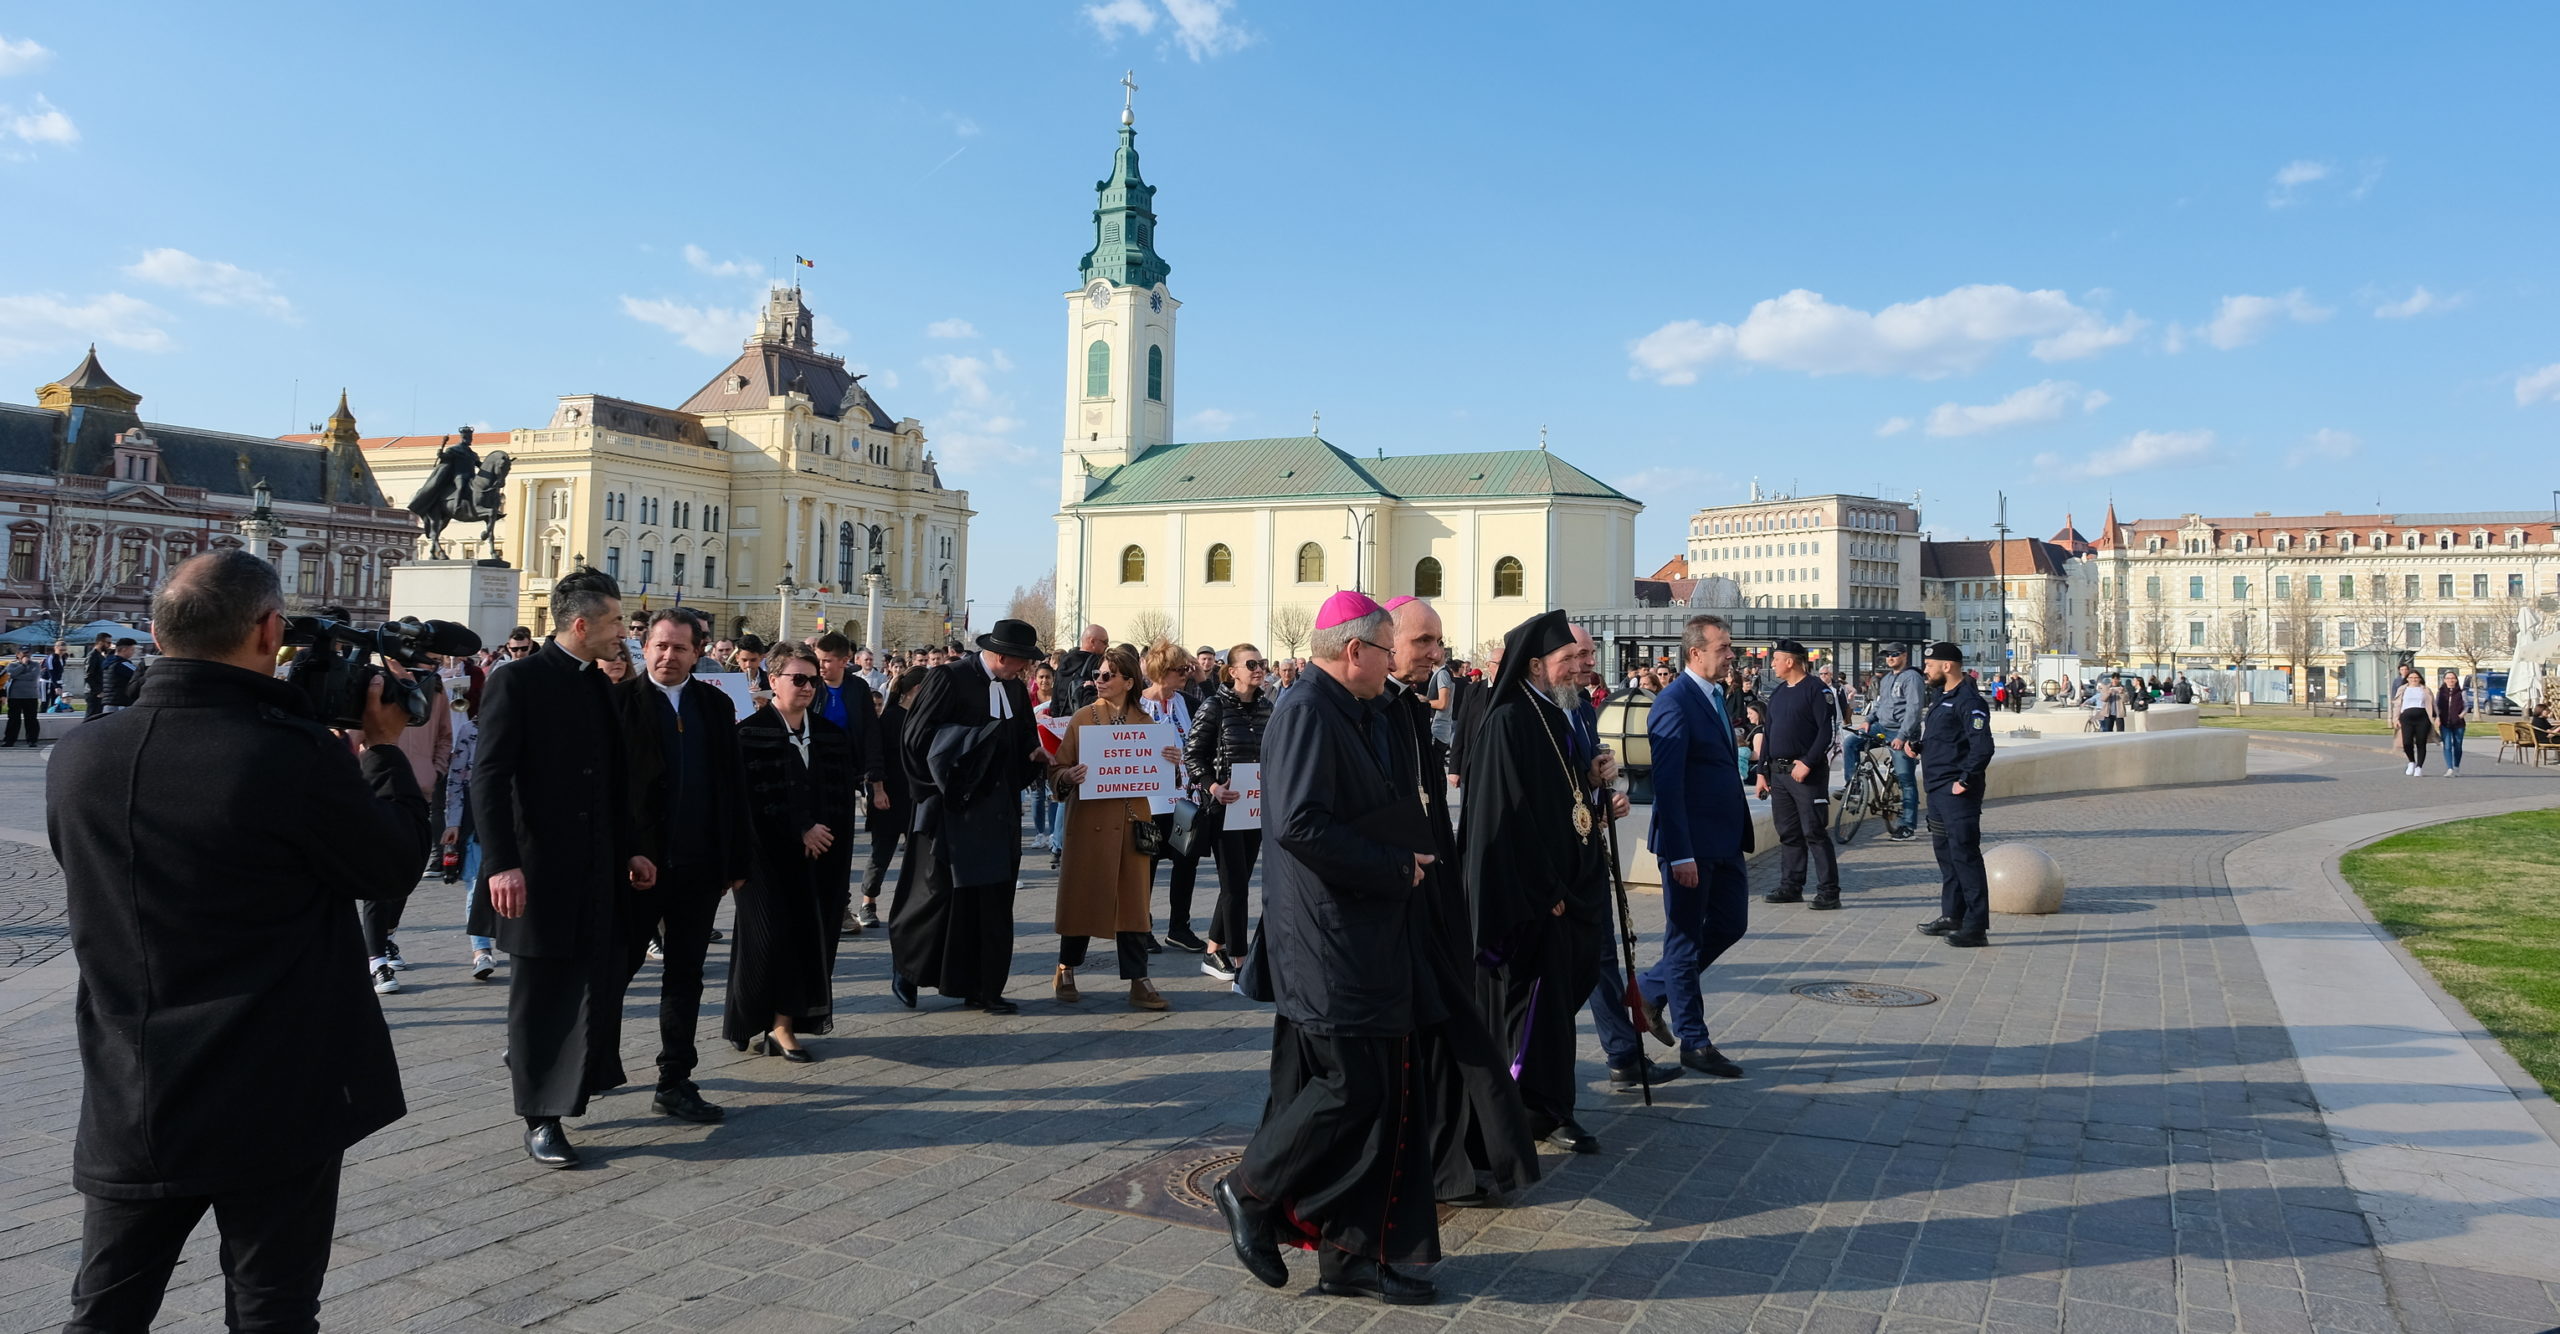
2,730,2557,1333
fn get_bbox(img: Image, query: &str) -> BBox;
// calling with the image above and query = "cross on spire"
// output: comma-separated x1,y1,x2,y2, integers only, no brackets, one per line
1120,70,1138,125
1312,409,1322,437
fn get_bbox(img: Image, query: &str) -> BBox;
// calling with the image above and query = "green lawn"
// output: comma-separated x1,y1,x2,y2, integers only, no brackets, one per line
2198,710,2389,736
2338,808,2560,1098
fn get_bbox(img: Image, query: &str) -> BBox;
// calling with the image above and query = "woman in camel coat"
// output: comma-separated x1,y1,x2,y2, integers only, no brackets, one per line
1050,642,1174,1009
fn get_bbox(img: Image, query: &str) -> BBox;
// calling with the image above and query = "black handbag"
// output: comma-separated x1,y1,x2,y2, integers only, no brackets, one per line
1132,816,1168,858
1164,794,1223,859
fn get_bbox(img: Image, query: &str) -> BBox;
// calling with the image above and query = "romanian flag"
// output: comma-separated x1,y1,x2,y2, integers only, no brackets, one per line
795,256,816,268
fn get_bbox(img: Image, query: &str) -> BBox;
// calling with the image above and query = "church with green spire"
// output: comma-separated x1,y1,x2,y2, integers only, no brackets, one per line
1052,78,1638,661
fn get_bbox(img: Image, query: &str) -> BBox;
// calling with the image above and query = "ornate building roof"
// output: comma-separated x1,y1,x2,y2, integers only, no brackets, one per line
676,287,896,430
1078,90,1170,290
6,351,390,507
1071,435,1634,509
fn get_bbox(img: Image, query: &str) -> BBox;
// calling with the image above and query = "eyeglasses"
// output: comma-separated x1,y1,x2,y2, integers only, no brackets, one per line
775,672,822,688
1093,671,1121,682
506,645,533,656
1237,660,1267,672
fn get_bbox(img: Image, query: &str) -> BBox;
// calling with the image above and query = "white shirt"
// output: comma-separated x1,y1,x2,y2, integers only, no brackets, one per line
2397,684,2431,712
652,675,687,716
781,714,812,767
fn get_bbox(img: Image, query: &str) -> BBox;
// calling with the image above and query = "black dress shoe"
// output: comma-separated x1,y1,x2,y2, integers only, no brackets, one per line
1142,933,1164,955
1917,916,1958,936
524,1120,578,1169
1609,1057,1685,1089
1642,996,1675,1047
1763,890,1804,904
1214,1177,1288,1288
890,972,918,1008
753,1034,817,1063
1681,1045,1745,1079
1317,1255,1437,1306
653,1087,725,1122
1808,893,1841,911
979,996,1020,1015
1539,1121,1600,1154
1163,927,1207,953
1945,930,1989,948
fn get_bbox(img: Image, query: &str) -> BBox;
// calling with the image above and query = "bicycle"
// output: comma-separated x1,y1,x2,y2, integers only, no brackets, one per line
1833,732,1904,846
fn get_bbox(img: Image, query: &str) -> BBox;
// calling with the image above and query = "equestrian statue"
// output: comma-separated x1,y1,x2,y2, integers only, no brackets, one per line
405,426,513,559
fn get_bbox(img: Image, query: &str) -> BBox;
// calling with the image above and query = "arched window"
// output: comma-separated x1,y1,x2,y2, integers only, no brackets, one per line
1086,341,1111,398
1295,542,1325,583
1203,543,1232,583
1119,545,1146,583
1493,555,1525,598
1146,345,1164,402
1413,556,1443,598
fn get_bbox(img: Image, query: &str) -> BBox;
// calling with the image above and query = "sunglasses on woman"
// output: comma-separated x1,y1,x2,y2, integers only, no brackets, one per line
1237,660,1267,672
775,672,822,688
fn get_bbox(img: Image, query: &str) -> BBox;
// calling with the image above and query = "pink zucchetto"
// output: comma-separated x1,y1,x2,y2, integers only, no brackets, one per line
1381,595,1417,611
1315,589,1387,629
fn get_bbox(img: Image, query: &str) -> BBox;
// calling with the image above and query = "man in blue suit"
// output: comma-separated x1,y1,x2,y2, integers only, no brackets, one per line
1637,614,1753,1078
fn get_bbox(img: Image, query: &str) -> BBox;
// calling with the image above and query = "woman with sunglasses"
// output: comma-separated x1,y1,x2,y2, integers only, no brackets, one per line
724,644,853,1061
1048,643,1175,1009
1186,642,1273,982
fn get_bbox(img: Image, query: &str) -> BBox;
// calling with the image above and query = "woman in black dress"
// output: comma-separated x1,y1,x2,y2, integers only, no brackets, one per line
725,644,853,1062
862,667,927,928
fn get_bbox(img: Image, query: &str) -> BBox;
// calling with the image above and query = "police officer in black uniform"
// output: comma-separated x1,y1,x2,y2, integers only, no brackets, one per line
1756,638,1840,910
1913,642,1996,948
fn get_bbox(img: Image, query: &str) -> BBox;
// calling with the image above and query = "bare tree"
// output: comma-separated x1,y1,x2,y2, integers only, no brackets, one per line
2222,611,2259,672
2138,580,2171,673
2272,590,2319,677
1267,604,1313,659
1129,608,1176,649
39,521,116,634
2453,600,2518,677
1005,571,1057,650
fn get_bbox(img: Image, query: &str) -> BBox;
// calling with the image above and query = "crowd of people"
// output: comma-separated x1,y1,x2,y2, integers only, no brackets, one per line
49,553,2021,1323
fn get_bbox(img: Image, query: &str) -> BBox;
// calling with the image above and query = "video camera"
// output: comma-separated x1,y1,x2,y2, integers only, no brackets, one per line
282,616,483,729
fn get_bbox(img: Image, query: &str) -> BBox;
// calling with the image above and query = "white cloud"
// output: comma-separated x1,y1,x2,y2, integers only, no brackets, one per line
929,408,1034,472
1627,284,2146,384
2372,286,2462,319
682,245,760,278
812,315,852,350
2285,428,2360,468
619,296,754,355
2350,158,2386,200
1083,0,1251,59
121,248,293,319
0,35,52,75
2517,363,2560,407
1184,407,1238,435
2266,159,2332,208
945,114,981,139
1083,0,1157,39
924,350,1015,406
1611,465,1720,499
2034,428,2216,479
1923,379,2107,437
0,291,173,357
2196,289,2330,350
1875,417,1912,438
3,94,75,147
847,362,900,391
925,318,978,339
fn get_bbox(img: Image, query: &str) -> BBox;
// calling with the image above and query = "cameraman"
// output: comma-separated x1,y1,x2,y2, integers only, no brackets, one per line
47,550,427,1330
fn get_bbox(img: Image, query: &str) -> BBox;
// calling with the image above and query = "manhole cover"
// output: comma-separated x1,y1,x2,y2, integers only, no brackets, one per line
1791,981,1939,1008
1059,1134,1250,1231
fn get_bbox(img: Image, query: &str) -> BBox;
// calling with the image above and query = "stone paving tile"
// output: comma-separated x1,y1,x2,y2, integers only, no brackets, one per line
2,736,2558,1331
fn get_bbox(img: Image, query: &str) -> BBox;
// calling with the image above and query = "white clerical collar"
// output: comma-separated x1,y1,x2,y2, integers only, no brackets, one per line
652,676,687,713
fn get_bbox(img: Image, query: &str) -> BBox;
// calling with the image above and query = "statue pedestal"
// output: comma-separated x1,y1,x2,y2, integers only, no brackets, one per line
392,560,521,650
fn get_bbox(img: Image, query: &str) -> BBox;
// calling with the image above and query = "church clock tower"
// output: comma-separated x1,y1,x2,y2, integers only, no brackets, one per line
1060,73,1178,507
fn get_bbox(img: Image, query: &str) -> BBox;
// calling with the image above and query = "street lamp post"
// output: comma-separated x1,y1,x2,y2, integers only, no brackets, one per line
238,478,278,567
776,563,798,643
1992,491,2012,675
1342,508,1376,592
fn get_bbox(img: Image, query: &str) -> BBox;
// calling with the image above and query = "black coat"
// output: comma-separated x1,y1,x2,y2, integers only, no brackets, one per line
615,674,754,883
869,699,914,830
1460,689,1612,954
1186,684,1273,789
900,653,1040,832
737,708,856,885
470,641,638,956
48,660,430,1198
1239,664,1441,1038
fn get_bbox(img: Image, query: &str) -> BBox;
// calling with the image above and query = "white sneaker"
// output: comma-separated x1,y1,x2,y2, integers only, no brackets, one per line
471,950,497,980
371,963,401,995
383,940,407,970
645,940,665,963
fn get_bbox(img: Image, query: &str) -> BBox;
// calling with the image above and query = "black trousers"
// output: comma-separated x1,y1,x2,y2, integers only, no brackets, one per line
1150,814,1202,931
1236,1020,1439,1268
1768,768,1839,896
67,1157,339,1333
1480,917,1604,1131
862,817,906,901
1207,829,1261,950
620,863,723,1091
509,936,633,1119
1929,793,1990,935
3,697,38,744
357,894,409,961
1059,931,1149,979
889,832,1021,1001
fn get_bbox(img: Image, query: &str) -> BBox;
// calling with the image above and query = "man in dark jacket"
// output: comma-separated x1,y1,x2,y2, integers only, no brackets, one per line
617,608,754,1123
888,618,1046,1012
811,631,880,942
1047,622,1108,718
1915,642,1998,948
81,630,112,715
48,550,429,1330
1223,591,1443,1306
473,567,653,1168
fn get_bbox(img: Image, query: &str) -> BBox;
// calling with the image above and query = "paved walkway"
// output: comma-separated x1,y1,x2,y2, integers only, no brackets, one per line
0,732,2556,1333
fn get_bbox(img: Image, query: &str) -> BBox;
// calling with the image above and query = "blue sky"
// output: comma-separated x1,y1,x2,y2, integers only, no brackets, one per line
4,3,2557,624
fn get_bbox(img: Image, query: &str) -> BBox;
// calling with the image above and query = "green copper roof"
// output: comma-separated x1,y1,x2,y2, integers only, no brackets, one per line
1079,123,1170,289
1070,437,1635,509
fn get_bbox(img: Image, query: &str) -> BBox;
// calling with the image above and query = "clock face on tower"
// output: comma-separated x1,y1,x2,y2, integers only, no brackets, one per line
1086,281,1113,309
1149,289,1163,313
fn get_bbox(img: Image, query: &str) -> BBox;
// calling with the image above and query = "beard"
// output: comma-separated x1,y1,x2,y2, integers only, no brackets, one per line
1538,677,1578,711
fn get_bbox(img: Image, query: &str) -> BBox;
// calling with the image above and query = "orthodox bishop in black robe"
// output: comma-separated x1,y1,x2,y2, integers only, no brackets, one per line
1457,609,1613,1151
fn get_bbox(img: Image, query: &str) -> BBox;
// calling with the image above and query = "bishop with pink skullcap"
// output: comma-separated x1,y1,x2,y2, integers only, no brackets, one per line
1314,589,1386,629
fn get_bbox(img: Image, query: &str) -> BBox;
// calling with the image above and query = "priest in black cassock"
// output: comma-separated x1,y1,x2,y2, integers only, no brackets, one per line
1383,596,1540,1206
1457,608,1624,1155
1223,591,1444,1307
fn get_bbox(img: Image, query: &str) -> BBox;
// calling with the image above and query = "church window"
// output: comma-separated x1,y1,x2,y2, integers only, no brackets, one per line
1295,543,1325,584
1146,345,1163,401
1493,556,1525,598
1086,341,1111,398
1120,545,1146,583
1414,556,1443,598
1204,543,1232,583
